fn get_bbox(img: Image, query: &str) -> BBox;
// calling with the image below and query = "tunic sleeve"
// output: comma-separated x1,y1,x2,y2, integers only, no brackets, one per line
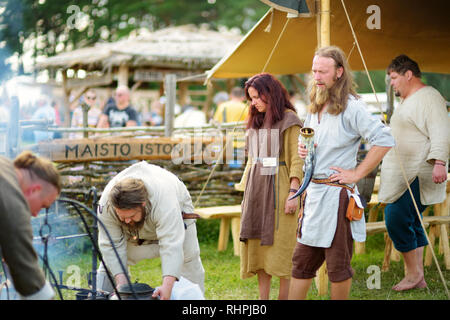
422,93,449,163
0,165,52,298
345,100,395,148
283,125,303,181
98,204,128,277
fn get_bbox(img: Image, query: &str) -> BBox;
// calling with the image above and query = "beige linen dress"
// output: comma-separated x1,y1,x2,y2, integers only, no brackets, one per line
240,111,303,279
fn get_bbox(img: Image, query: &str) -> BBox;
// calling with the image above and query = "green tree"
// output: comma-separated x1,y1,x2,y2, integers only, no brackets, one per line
0,0,267,77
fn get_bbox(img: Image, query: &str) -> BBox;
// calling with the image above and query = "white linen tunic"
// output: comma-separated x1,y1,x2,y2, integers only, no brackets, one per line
379,86,449,205
299,96,395,248
98,161,197,280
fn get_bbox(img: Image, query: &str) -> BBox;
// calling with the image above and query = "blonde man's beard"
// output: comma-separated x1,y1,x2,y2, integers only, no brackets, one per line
313,85,330,107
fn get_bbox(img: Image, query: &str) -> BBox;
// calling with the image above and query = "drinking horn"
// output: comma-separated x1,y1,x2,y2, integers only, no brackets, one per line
289,127,315,200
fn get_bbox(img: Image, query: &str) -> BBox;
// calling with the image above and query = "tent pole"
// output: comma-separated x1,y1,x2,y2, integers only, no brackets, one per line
315,0,321,46
320,0,331,47
314,0,332,298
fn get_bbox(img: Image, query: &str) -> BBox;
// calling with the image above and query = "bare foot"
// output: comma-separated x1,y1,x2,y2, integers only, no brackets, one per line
392,275,423,291
415,278,427,289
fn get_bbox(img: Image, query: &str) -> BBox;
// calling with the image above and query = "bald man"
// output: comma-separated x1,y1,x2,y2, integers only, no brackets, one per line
97,86,139,128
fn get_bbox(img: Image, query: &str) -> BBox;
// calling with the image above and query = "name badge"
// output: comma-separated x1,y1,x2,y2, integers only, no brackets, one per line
262,157,277,167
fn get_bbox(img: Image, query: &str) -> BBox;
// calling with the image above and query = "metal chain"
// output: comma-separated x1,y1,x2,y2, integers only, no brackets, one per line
39,207,52,278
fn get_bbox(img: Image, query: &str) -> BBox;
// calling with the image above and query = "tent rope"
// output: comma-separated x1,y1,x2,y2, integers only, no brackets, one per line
194,13,290,208
262,17,291,72
340,0,449,299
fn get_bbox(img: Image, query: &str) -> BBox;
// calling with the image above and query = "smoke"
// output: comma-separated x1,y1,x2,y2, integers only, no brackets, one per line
31,200,96,294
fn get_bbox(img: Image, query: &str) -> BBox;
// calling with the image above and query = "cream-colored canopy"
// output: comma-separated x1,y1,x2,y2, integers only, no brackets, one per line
207,0,450,79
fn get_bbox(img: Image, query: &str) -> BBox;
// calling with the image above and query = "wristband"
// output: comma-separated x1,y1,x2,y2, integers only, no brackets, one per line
289,188,298,193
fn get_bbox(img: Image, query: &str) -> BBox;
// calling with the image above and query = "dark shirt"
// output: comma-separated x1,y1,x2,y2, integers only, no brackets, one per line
103,103,139,127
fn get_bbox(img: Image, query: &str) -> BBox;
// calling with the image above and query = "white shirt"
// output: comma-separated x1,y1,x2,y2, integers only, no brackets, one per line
379,86,449,205
174,107,206,127
299,96,395,247
98,161,194,279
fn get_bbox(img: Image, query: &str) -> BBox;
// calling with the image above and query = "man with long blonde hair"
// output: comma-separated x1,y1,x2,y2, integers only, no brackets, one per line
289,46,395,300
307,46,358,115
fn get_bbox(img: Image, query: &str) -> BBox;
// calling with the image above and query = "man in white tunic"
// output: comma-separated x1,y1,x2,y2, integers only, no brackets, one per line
288,46,394,300
379,55,449,291
96,161,205,300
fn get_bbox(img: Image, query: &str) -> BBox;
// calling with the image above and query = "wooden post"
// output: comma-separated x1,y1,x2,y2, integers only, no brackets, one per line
218,218,231,252
117,65,129,88
425,225,437,267
355,241,365,254
81,102,90,139
315,0,321,46
62,69,72,129
164,74,176,137
320,0,331,47
178,82,189,107
314,264,328,295
204,80,214,118
314,0,331,296
440,224,450,270
382,233,392,271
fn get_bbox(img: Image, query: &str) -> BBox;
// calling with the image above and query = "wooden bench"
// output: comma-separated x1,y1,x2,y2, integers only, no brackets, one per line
195,205,241,256
365,215,450,271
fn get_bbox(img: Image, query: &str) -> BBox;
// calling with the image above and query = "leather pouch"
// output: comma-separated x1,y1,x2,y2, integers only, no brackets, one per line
346,195,364,221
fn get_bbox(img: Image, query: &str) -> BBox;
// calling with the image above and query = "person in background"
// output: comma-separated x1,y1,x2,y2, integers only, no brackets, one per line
238,73,303,300
70,89,102,139
51,100,63,139
97,86,139,128
141,98,164,126
0,151,61,299
212,87,249,168
173,97,206,128
212,87,248,124
378,54,449,291
211,91,229,121
31,95,55,143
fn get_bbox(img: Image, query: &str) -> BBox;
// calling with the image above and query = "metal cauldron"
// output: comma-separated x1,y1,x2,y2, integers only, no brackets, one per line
110,283,159,300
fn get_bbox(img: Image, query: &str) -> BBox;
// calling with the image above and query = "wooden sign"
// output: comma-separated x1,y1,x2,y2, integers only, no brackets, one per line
65,72,113,89
37,136,237,163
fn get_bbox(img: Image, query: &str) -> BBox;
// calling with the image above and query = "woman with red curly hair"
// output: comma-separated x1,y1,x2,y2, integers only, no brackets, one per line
239,73,303,299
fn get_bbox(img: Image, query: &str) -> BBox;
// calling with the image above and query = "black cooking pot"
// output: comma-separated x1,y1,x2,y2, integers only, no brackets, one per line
113,283,159,300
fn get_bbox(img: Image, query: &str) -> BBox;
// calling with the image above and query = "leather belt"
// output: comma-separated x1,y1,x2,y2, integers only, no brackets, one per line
311,178,354,192
182,212,201,219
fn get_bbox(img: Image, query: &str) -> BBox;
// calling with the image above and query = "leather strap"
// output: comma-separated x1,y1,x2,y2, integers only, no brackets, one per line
182,212,201,219
311,178,354,192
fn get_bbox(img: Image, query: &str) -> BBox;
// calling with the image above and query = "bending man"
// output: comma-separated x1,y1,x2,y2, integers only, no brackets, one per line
96,161,205,300
0,151,61,299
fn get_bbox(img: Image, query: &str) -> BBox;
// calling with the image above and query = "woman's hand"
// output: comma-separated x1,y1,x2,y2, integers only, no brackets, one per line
285,191,299,214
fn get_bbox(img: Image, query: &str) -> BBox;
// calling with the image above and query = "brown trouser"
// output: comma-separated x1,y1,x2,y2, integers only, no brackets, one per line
291,188,354,282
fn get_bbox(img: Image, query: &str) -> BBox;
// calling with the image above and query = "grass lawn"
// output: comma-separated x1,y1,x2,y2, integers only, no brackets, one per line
48,219,449,300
